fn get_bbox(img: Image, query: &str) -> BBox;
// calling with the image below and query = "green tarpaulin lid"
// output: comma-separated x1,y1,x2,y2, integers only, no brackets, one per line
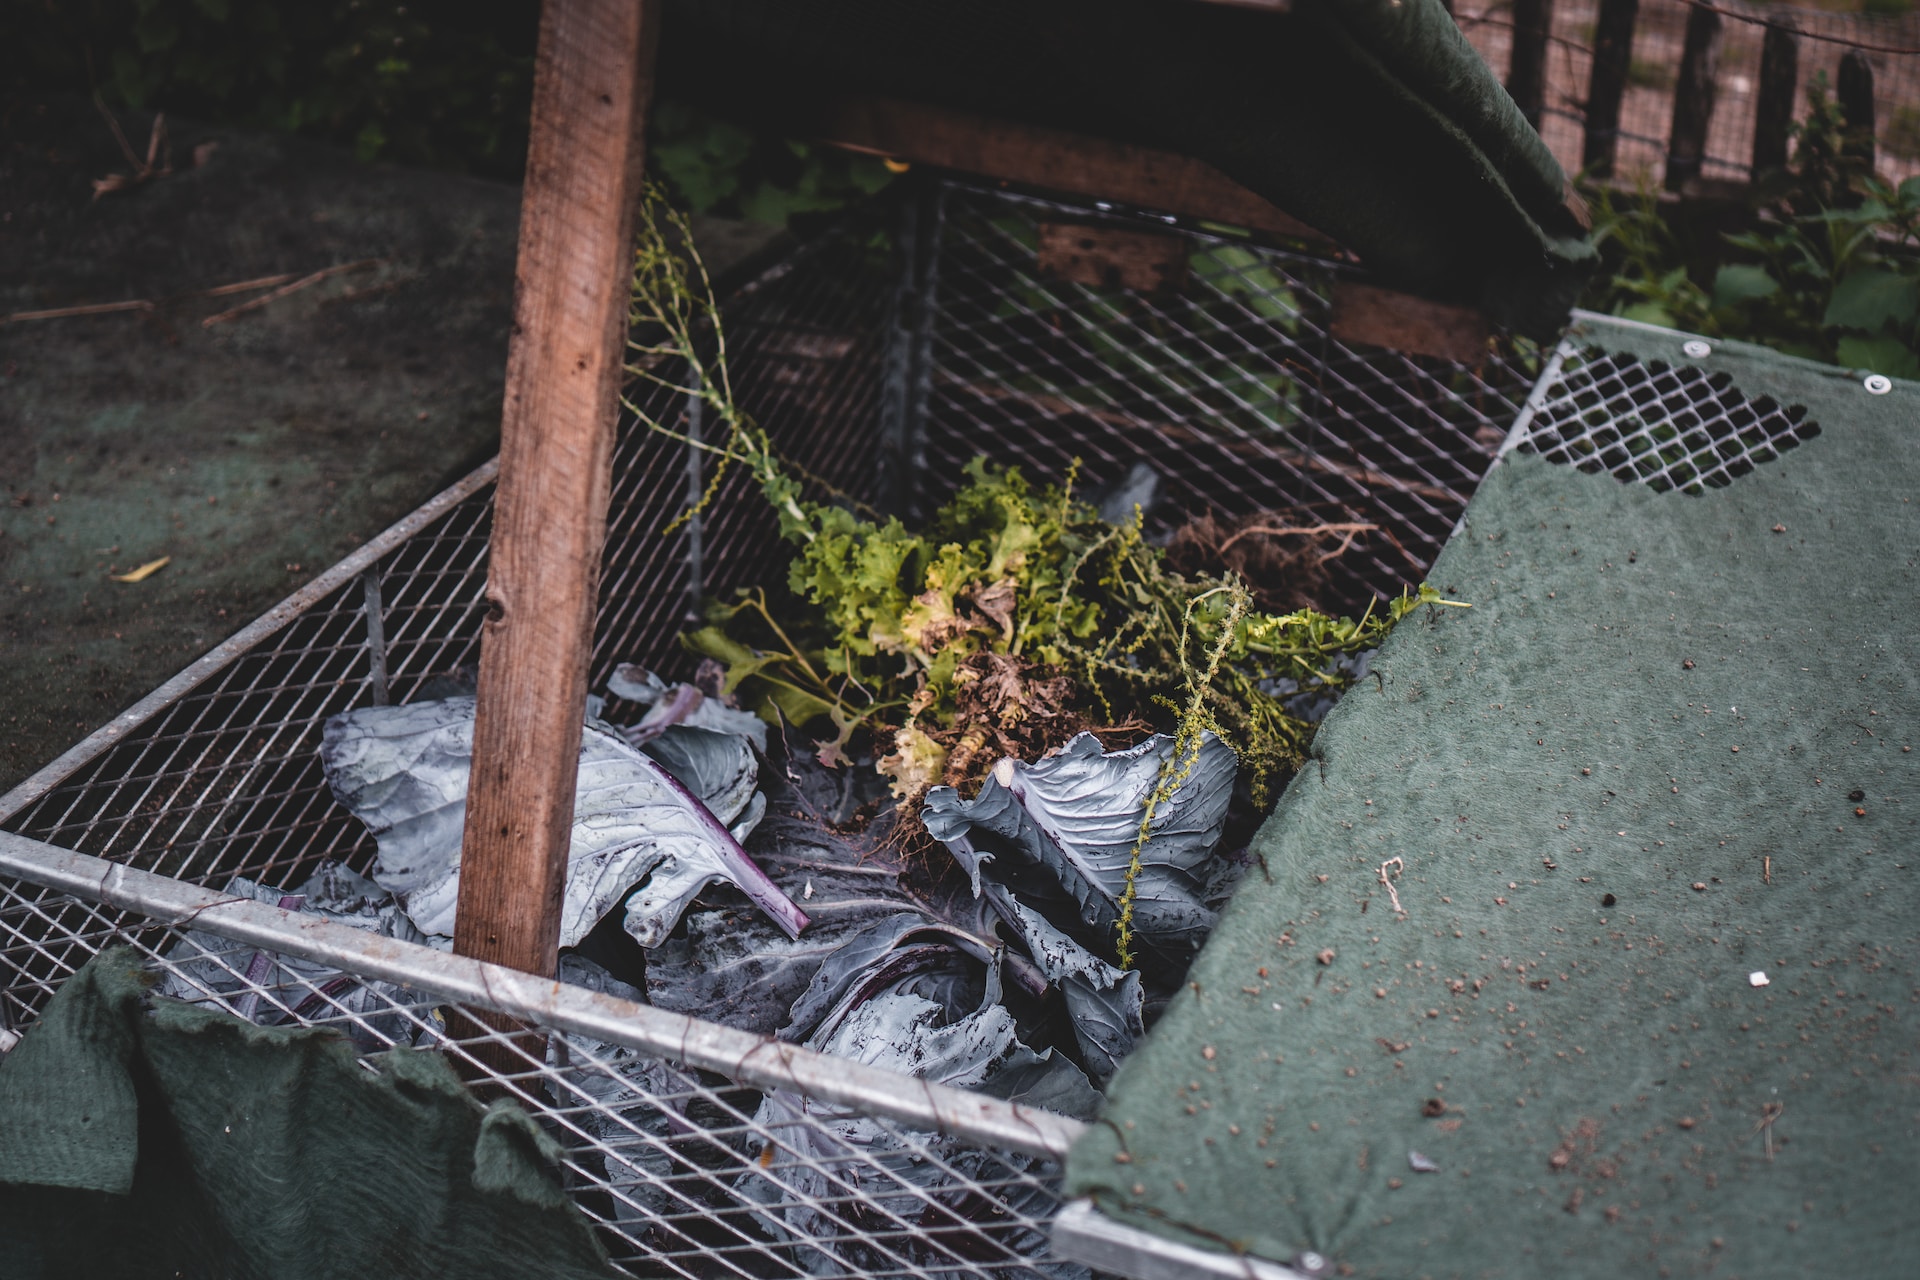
1066,316,1918,1278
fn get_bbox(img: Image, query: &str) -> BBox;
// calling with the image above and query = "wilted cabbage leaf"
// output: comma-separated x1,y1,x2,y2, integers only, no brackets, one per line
920,731,1234,971
548,954,692,1225
320,696,805,948
159,863,427,1048
609,663,770,752
987,886,1143,1085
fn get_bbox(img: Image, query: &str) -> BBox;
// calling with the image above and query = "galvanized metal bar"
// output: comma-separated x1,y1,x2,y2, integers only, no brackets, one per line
0,459,500,827
682,390,704,622
877,180,946,522
1495,338,1577,460
362,567,390,706
1050,1200,1315,1280
0,829,1086,1161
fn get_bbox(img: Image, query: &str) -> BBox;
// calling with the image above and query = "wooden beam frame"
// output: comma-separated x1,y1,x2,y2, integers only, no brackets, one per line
454,0,660,979
808,95,1331,245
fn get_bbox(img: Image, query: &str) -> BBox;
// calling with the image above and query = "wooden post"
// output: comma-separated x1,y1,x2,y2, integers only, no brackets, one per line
1838,50,1877,173
1508,0,1555,132
1665,6,1722,191
1752,19,1800,175
1582,0,1640,178
454,0,660,980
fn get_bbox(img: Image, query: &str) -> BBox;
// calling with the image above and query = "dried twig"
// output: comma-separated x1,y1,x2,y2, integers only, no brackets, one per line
91,97,172,200
197,272,300,299
2,299,156,325
2,270,313,327
1219,521,1379,564
202,259,383,328
1378,856,1407,917
1752,1101,1785,1160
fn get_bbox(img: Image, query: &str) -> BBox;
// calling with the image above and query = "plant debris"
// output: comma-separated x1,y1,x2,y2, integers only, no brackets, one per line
623,184,1458,821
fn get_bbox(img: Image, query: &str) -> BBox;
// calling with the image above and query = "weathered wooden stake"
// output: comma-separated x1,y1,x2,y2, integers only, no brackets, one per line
455,0,660,980
1752,20,1800,175
1838,50,1877,173
1582,0,1640,178
1665,6,1723,191
1508,0,1555,132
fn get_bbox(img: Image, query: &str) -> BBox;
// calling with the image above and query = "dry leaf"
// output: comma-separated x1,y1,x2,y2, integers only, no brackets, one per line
110,556,170,583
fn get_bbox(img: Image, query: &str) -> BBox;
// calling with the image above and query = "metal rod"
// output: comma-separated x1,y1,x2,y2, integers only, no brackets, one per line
1050,1200,1312,1280
0,830,1085,1161
362,568,389,706
683,390,704,622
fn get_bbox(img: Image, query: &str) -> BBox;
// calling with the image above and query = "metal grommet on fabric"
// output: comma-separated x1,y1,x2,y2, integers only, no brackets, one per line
1863,373,1893,395
1681,339,1712,359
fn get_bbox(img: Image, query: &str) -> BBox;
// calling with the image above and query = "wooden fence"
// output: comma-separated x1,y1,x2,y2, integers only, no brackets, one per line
1454,0,1920,190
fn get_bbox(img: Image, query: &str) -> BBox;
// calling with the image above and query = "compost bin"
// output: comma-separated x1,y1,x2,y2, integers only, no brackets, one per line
0,178,1538,1277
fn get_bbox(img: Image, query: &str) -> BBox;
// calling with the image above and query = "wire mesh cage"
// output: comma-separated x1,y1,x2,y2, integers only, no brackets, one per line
0,178,1538,1279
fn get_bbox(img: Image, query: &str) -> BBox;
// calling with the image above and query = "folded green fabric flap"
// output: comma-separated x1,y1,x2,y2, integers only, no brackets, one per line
0,946,620,1280
1066,324,1919,1278
0,946,148,1194
659,0,1595,336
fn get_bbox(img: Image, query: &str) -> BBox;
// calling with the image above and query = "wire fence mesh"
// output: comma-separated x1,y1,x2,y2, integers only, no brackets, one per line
0,871,1073,1280
1457,0,1920,187
0,178,1539,1278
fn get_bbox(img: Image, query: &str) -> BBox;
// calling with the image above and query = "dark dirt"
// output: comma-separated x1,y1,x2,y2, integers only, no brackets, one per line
1,95,776,796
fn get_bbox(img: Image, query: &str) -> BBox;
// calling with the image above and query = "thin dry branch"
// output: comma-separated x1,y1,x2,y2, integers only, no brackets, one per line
202,259,383,328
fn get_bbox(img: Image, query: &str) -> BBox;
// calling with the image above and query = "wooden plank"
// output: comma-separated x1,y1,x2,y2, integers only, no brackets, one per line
1507,0,1555,132
1838,50,1877,173
1753,20,1800,175
1582,0,1640,177
1328,282,1492,365
1665,6,1723,192
809,96,1331,245
1037,223,1190,293
454,0,661,980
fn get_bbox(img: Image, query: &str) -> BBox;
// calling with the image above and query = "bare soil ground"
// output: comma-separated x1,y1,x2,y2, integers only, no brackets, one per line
0,94,774,794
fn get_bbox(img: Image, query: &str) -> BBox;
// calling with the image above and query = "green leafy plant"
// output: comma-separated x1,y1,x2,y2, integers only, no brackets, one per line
1582,73,1920,379
648,101,898,224
624,187,1459,817
8,0,538,177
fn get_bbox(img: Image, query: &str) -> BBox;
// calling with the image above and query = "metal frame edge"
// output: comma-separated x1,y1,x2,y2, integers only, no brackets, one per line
0,829,1085,1161
1050,1200,1314,1280
0,460,501,825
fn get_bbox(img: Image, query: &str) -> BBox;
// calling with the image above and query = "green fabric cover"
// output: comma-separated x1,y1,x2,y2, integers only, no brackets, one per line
0,947,619,1280
1066,320,1919,1277
661,0,1594,336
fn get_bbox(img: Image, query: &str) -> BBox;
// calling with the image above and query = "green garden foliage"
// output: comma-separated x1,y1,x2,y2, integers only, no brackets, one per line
5,0,539,178
1584,73,1920,378
6,1,894,214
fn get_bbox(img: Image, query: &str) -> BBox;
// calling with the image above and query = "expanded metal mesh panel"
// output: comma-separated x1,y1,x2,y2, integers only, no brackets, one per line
0,877,1068,1280
926,188,1535,614
2,179,1538,1278
1511,345,1821,493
